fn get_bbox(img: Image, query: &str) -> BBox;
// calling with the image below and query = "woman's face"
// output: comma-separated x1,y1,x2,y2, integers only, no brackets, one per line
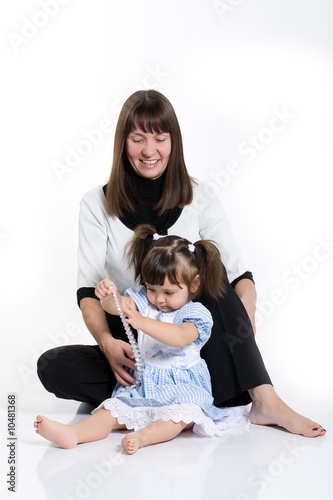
126,127,171,180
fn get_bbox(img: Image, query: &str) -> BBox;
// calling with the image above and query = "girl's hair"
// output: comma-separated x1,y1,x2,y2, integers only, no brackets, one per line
127,225,226,300
106,89,194,217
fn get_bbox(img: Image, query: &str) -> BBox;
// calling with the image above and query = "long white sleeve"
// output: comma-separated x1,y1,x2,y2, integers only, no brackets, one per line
170,181,248,283
77,186,136,295
77,182,249,295
77,187,108,289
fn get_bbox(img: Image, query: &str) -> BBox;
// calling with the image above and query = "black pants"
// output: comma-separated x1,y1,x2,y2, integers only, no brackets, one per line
37,282,271,407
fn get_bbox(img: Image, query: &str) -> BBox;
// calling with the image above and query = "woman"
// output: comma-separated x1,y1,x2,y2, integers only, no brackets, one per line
37,89,325,437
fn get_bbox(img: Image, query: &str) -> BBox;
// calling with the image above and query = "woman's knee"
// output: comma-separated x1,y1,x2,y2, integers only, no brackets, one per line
37,347,64,389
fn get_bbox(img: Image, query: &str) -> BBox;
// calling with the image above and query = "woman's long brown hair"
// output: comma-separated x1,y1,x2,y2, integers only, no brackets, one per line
106,90,195,217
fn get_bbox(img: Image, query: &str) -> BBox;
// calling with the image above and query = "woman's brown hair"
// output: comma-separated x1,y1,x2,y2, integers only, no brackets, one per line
106,90,194,217
127,225,226,300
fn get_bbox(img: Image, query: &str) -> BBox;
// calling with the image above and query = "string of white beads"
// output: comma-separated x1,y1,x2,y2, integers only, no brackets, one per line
112,289,144,389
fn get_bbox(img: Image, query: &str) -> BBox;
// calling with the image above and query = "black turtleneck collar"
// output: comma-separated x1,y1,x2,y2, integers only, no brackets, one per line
103,171,182,234
131,171,165,204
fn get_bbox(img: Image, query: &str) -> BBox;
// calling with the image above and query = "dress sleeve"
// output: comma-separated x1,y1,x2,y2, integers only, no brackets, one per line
124,286,149,315
77,188,108,290
173,302,213,346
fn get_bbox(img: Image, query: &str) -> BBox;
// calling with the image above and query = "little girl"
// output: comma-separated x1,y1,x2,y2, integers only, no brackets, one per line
34,225,247,454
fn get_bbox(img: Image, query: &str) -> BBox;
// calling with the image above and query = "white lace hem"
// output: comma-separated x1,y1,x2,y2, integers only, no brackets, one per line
94,398,249,438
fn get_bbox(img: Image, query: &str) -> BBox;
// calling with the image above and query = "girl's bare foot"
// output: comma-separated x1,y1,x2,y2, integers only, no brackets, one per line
121,432,141,455
34,415,78,449
249,385,326,438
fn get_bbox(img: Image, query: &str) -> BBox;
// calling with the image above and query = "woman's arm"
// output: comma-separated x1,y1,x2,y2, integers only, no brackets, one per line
80,297,136,386
123,296,199,347
233,278,257,334
77,191,137,385
194,182,257,332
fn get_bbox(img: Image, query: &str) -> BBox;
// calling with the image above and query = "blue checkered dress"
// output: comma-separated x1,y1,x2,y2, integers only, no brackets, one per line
94,286,246,436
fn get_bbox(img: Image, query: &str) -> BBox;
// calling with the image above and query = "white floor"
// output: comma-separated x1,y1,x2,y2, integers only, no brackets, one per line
1,371,332,500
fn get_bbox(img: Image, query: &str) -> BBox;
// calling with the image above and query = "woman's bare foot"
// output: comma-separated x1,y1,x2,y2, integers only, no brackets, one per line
34,415,78,449
249,385,326,437
121,432,141,455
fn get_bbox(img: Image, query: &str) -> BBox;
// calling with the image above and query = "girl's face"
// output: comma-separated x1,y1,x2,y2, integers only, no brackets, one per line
145,277,190,313
126,127,171,180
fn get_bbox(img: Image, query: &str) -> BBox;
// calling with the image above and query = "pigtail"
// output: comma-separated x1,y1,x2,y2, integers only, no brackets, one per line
126,224,156,283
193,240,226,298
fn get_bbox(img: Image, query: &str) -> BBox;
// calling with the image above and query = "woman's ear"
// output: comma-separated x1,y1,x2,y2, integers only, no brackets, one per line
190,274,201,294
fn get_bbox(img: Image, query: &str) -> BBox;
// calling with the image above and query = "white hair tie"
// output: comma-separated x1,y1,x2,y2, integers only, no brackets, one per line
188,243,195,252
153,233,167,241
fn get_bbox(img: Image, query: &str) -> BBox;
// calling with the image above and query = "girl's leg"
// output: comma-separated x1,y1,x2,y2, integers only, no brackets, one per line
249,384,326,437
122,420,193,455
34,408,126,449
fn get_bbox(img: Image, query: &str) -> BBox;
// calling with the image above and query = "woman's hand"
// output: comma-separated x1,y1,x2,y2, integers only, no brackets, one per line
100,335,137,387
123,295,145,331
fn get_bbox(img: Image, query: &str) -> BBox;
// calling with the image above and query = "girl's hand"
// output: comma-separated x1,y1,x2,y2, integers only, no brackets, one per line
95,279,117,300
123,295,144,331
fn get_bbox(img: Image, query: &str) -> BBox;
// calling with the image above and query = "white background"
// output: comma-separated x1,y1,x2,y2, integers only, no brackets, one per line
0,1,332,499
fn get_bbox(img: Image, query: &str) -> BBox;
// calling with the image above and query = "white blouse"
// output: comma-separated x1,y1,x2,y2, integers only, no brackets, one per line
77,181,248,295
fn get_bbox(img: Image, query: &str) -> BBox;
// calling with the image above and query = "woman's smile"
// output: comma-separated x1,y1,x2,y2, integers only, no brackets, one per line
140,159,160,168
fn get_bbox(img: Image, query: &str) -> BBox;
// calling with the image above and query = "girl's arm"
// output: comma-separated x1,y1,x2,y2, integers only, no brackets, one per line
123,296,199,347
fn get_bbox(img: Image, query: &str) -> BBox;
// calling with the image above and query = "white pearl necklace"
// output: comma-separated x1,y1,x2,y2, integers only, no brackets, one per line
112,289,144,389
